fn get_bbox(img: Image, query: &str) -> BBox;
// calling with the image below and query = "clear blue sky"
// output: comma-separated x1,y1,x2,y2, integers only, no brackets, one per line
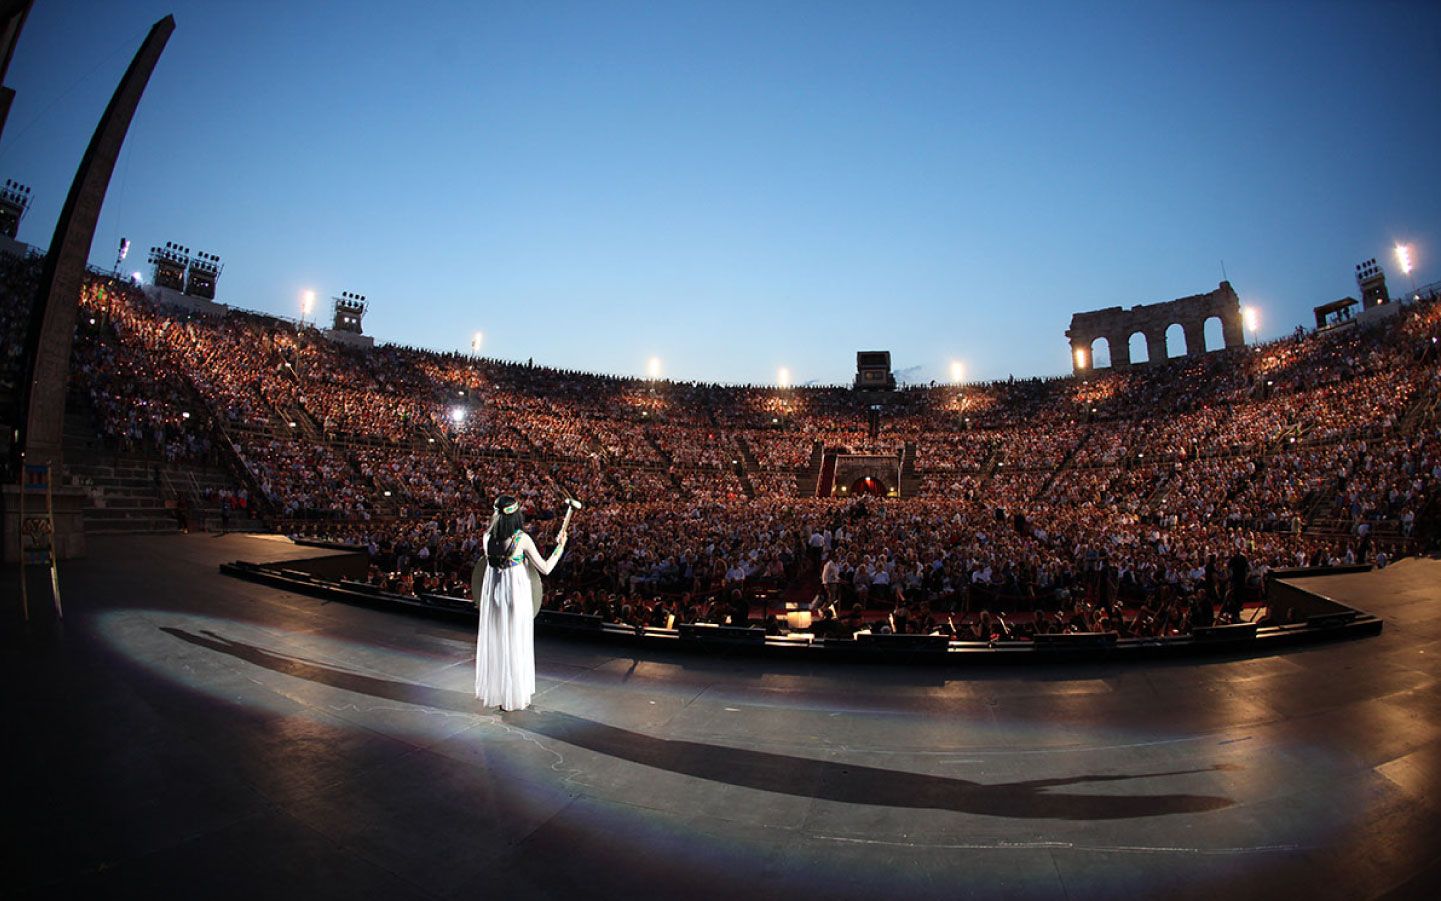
2,1,1437,385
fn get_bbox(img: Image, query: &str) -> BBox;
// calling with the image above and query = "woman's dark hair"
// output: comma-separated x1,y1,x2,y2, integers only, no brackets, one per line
486,495,526,568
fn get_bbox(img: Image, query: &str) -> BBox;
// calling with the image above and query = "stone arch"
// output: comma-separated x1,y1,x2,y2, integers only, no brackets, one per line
1090,336,1111,369
1203,315,1225,352
847,476,888,496
1128,331,1149,365
1165,323,1186,358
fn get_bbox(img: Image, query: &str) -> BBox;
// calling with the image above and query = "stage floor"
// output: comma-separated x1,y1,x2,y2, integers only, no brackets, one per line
4,533,1440,900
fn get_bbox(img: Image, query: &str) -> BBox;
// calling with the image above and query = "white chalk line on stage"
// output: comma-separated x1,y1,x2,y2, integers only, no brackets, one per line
815,835,1310,855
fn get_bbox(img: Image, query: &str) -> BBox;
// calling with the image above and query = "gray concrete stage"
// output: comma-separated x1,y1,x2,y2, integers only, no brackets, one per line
4,533,1440,900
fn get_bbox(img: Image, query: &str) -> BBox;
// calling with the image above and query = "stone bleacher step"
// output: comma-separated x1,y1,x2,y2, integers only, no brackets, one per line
85,516,181,535
199,517,267,533
82,494,164,510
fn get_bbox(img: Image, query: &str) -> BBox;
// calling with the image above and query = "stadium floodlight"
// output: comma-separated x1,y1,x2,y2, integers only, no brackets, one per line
950,360,964,384
648,357,661,380
471,331,483,355
778,367,790,388
301,290,315,322
1243,306,1259,344
450,407,465,424
1074,347,1087,369
1396,243,1417,293
1395,244,1413,275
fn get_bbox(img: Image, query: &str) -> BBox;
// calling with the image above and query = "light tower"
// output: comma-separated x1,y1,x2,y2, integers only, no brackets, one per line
0,177,31,238
1355,258,1390,310
148,241,188,290
332,291,367,335
184,250,223,299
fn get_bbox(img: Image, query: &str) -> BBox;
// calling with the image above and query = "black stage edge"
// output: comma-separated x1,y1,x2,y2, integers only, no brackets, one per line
220,552,1383,665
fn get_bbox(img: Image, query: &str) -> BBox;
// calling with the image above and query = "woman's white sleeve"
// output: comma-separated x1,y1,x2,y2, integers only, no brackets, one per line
519,532,564,576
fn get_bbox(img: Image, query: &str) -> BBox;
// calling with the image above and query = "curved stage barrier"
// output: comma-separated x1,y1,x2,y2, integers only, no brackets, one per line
220,547,1383,665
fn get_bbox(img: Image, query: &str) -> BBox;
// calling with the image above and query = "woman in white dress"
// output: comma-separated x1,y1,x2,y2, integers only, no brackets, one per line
474,495,567,710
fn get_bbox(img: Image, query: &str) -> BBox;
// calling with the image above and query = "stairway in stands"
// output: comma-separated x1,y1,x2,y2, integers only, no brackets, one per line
643,428,673,466
736,468,757,499
62,408,263,535
729,434,760,499
733,433,759,471
977,447,1003,490
898,441,922,497
1036,429,1090,499
794,440,823,496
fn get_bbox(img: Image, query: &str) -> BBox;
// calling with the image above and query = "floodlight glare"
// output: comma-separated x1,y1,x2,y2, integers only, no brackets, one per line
471,331,483,354
1074,347,1087,368
301,290,315,318
1243,306,1259,333
648,357,661,379
450,407,465,424
950,361,964,383
778,367,790,388
1395,244,1413,275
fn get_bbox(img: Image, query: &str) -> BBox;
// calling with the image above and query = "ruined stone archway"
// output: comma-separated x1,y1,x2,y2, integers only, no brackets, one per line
1066,282,1244,374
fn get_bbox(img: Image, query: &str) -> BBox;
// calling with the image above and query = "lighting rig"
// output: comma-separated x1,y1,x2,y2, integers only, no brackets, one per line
148,241,189,291
332,291,367,335
0,178,31,238
1355,258,1390,310
185,250,223,300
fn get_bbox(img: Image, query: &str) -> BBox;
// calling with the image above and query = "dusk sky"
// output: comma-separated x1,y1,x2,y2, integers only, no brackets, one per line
2,1,1437,385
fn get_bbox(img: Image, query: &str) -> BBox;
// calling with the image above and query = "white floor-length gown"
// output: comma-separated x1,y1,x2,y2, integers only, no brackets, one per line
474,528,563,710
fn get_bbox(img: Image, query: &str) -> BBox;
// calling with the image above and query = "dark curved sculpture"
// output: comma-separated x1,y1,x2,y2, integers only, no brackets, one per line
14,16,173,479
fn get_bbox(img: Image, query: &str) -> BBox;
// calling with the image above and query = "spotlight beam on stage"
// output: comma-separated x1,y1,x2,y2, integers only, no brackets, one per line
159,624,1236,821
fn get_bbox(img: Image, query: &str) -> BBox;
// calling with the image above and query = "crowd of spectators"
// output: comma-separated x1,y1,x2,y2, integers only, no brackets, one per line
33,270,1441,642
0,252,41,397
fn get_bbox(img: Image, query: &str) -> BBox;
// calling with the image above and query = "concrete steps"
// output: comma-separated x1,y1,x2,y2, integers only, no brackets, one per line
57,395,264,534
65,459,178,534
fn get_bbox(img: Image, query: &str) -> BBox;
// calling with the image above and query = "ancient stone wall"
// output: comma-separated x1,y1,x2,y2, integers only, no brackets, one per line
1065,281,1244,374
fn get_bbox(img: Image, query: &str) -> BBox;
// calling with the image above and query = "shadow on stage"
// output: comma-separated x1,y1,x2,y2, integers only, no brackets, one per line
161,626,1236,821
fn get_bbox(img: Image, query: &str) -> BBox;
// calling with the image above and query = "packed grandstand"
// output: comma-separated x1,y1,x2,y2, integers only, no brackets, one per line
3,251,1439,641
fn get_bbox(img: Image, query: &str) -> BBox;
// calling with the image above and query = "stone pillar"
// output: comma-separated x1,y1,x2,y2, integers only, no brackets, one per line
1183,318,1206,356
1215,281,1245,349
1146,329,1167,365
1109,332,1131,368
1221,311,1245,348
